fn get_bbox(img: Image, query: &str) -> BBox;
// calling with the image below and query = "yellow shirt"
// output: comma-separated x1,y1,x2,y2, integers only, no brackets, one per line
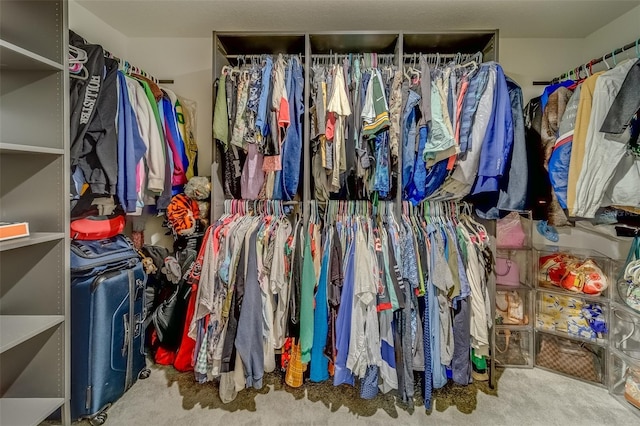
566,71,605,216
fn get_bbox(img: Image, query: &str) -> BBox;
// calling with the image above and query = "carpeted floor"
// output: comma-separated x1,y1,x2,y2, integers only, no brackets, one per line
66,362,639,426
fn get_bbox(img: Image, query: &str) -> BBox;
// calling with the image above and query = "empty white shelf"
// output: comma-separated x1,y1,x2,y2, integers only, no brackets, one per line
0,39,64,71
0,398,65,426
0,143,65,155
0,232,65,252
0,315,64,354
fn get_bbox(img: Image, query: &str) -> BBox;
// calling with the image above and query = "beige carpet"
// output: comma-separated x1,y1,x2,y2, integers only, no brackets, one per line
66,363,639,426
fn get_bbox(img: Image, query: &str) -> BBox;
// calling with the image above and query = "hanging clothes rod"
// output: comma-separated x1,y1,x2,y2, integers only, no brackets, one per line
224,54,303,59
310,53,395,59
532,38,640,86
402,52,483,65
402,53,474,59
101,49,174,85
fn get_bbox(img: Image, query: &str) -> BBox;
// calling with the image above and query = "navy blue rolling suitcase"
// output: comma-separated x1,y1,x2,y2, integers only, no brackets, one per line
70,235,150,425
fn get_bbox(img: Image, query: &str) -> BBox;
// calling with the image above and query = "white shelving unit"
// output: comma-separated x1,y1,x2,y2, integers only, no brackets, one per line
494,211,535,369
609,270,640,417
0,398,66,426
0,1,70,424
533,246,614,387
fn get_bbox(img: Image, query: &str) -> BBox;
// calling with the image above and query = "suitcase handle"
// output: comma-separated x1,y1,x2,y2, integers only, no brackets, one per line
122,314,129,358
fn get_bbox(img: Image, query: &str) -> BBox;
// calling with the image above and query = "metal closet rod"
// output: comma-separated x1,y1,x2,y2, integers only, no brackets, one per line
311,53,395,59
533,38,640,86
403,53,474,59
224,53,397,59
224,54,302,59
101,49,174,84
224,53,477,61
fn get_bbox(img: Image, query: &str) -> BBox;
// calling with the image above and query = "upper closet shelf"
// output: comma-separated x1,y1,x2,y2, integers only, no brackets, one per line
216,33,306,56
0,39,64,71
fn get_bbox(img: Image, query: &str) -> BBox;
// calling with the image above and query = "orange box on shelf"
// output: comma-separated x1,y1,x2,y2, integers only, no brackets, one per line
0,222,30,241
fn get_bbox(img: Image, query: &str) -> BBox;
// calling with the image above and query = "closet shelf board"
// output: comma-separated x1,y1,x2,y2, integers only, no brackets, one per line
0,233,65,252
535,285,609,303
0,315,65,354
0,398,65,426
495,324,533,331
0,40,64,71
535,328,607,348
497,284,532,291
216,33,305,56
0,143,65,156
403,32,495,54
309,32,398,54
496,246,532,252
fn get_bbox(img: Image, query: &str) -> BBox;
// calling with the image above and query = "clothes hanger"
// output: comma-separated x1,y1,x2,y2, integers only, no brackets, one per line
69,45,88,63
602,54,611,70
70,65,88,80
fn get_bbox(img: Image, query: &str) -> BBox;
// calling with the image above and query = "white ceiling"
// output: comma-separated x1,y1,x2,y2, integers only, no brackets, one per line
76,0,640,38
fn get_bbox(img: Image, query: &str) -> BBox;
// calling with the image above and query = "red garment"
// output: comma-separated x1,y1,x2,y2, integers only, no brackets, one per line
173,282,197,372
150,329,176,365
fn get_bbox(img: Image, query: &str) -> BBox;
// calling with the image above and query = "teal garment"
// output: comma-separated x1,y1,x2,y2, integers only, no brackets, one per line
423,82,455,161
300,232,316,364
381,227,399,311
310,232,331,382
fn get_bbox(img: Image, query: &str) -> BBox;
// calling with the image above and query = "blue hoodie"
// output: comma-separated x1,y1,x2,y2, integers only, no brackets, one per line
116,71,147,212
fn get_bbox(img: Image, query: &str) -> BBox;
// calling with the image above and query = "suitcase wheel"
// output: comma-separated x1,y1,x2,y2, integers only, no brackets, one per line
139,368,151,380
89,411,108,426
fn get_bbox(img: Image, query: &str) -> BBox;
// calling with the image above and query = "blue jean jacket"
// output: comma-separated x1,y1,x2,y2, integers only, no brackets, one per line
402,90,421,193
471,64,514,195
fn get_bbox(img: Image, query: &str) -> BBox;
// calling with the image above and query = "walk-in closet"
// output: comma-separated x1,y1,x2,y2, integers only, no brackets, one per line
1,1,639,425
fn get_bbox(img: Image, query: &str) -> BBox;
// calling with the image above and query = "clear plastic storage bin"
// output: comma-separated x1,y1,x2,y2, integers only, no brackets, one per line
609,350,640,416
496,289,532,326
611,306,640,361
534,246,612,299
495,328,533,368
496,210,532,250
535,332,606,385
536,291,608,345
496,248,532,288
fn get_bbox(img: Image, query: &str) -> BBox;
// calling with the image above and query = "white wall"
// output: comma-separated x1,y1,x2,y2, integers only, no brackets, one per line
582,5,640,62
68,0,128,55
499,38,585,103
501,5,640,103
126,37,213,178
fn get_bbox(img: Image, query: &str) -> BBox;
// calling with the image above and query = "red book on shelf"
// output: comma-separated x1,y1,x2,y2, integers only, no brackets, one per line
0,222,30,241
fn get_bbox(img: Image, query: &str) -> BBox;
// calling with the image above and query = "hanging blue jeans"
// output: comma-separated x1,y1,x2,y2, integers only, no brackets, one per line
256,56,273,136
402,90,421,195
280,57,304,200
406,126,429,204
372,131,391,197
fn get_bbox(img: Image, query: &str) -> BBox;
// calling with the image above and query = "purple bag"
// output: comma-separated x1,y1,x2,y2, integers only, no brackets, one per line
496,258,520,287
